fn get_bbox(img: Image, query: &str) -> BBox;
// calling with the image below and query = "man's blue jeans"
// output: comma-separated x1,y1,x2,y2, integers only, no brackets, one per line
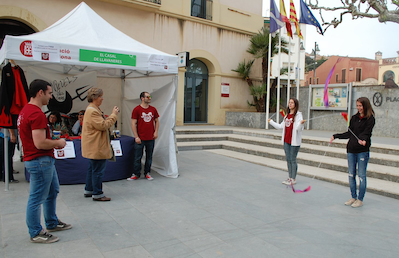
347,152,369,201
25,156,59,238
133,140,154,177
85,159,107,198
283,142,300,179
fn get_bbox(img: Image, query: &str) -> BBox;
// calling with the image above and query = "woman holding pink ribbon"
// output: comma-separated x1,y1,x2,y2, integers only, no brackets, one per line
331,97,375,208
268,98,305,185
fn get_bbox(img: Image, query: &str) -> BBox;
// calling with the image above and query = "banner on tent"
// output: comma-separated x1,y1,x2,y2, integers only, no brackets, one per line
32,41,60,63
25,67,97,114
79,49,136,67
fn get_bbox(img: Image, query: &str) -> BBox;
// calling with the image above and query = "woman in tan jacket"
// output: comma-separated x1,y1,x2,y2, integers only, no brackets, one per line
81,88,118,201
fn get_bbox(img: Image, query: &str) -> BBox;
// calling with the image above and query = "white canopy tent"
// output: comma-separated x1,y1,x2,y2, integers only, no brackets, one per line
0,2,180,190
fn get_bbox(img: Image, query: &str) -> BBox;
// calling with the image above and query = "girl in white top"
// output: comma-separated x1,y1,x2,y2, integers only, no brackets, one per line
268,98,305,185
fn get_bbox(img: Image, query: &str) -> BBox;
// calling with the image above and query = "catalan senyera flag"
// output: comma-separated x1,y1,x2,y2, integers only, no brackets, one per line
280,0,293,38
289,0,303,39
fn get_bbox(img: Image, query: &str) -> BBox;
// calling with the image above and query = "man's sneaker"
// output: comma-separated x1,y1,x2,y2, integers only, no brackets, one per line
351,199,363,208
345,198,357,206
290,179,296,185
145,174,154,181
282,178,291,185
127,175,139,180
30,230,59,244
46,220,72,232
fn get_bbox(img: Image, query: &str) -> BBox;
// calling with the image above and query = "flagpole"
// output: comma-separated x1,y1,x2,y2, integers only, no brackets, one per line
277,28,282,124
297,35,300,100
287,35,291,105
266,32,272,130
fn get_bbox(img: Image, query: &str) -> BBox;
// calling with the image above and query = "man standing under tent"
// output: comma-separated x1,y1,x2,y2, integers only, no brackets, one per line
17,79,72,244
128,91,159,181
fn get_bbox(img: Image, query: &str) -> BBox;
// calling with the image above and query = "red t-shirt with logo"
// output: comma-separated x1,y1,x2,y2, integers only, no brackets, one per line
284,113,294,144
17,104,54,161
131,105,159,141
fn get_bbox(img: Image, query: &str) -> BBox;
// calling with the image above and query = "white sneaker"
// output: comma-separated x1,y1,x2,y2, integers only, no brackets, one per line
145,174,154,181
282,178,291,185
290,179,296,185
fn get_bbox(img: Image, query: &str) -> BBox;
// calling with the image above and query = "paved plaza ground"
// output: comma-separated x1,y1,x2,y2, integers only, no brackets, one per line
1,145,399,257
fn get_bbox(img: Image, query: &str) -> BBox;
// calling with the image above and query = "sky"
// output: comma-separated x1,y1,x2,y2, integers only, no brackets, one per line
263,0,399,60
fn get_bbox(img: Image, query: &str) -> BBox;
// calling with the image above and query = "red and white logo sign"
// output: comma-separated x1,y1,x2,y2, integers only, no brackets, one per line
57,150,65,157
20,41,33,57
41,53,49,60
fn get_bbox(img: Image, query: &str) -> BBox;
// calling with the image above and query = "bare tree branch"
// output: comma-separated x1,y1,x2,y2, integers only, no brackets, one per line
308,0,399,33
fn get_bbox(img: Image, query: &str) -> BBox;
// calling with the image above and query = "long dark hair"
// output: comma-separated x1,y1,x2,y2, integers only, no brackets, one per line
47,111,62,124
285,98,299,122
357,97,374,119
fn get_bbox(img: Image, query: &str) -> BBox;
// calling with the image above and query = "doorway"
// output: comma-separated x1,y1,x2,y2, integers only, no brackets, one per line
184,59,208,123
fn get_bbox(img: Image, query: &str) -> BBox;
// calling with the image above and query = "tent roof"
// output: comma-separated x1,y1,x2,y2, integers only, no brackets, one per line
0,2,178,77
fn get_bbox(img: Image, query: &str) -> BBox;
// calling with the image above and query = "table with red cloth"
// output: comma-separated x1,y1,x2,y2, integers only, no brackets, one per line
25,135,134,184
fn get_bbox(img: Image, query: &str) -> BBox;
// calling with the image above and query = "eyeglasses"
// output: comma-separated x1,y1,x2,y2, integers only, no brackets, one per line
145,96,152,99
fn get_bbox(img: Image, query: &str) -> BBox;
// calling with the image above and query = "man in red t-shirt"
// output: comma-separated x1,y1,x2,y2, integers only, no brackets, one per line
127,91,159,181
17,79,71,244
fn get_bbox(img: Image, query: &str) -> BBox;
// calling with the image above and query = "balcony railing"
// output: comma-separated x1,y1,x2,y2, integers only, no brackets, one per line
144,0,161,4
383,58,397,64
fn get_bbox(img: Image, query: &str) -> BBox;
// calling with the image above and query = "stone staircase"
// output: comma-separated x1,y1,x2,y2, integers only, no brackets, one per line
176,126,399,199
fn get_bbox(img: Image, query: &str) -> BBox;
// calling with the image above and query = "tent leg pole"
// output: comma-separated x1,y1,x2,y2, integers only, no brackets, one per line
4,59,10,191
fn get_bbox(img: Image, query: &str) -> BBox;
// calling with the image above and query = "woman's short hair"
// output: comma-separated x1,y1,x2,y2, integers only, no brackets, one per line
87,88,103,103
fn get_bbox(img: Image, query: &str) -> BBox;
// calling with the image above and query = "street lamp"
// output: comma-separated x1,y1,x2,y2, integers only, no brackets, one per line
307,42,320,130
296,41,305,99
312,42,320,85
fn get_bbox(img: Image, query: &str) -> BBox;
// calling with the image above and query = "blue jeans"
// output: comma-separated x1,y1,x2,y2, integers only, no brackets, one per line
347,152,369,201
85,159,107,198
25,156,59,238
283,142,300,179
133,140,154,177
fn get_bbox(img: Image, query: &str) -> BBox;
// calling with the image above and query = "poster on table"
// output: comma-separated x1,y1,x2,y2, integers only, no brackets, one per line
54,141,76,159
111,140,122,156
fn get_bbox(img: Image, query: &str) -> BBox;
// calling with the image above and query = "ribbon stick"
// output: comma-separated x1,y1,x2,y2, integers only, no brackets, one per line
324,58,342,107
280,108,286,118
341,112,349,127
291,183,311,193
340,112,360,140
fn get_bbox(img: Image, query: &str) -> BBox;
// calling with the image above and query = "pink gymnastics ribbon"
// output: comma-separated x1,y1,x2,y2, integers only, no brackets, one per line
324,58,342,107
291,183,311,193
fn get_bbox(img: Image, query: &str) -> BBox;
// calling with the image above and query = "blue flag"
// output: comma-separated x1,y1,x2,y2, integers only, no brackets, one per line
299,0,323,35
270,0,284,34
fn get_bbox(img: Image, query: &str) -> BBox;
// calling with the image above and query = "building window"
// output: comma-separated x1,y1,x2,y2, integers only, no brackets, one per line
342,69,346,83
191,0,213,20
336,74,339,83
356,68,362,82
309,78,312,84
316,78,319,84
